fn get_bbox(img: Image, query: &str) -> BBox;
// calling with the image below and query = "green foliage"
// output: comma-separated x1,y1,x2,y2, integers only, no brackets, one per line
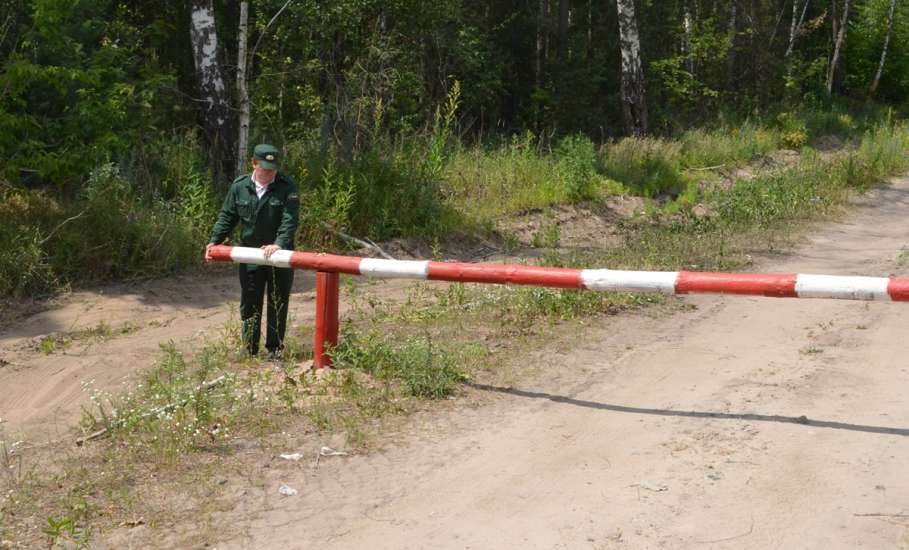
531,224,561,249
0,1,179,189
0,149,214,297
289,141,446,246
776,113,809,149
331,329,468,399
678,123,781,168
602,138,686,197
425,81,462,181
846,0,909,101
555,134,600,200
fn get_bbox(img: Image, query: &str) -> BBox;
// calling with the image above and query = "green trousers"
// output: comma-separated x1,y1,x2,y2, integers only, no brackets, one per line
239,264,294,355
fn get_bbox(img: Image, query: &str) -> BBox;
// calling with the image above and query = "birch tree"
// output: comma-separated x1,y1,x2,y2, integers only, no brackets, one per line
190,0,232,182
235,0,293,175
683,3,694,75
236,1,250,176
826,0,851,95
785,0,811,58
615,0,648,136
869,0,898,96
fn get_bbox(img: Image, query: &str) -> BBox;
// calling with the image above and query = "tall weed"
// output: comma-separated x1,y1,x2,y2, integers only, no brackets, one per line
601,137,686,196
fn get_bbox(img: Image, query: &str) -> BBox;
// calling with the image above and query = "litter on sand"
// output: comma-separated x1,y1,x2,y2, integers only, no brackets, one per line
279,452,304,461
278,484,298,496
319,446,348,457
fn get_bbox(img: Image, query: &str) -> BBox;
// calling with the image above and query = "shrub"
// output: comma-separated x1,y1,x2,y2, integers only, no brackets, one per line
555,134,599,200
601,137,686,197
777,112,809,149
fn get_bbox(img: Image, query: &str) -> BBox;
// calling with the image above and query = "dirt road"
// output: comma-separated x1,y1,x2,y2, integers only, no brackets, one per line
4,179,909,548
214,179,909,549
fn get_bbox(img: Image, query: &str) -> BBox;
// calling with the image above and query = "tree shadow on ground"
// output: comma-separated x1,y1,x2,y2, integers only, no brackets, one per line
469,383,909,436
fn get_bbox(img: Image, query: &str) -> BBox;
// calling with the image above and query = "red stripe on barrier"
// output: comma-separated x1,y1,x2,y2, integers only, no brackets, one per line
676,272,799,297
288,251,363,274
887,278,909,301
427,262,583,288
208,245,235,262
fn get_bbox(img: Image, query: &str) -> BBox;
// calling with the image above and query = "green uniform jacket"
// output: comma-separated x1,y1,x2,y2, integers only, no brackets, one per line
209,173,300,250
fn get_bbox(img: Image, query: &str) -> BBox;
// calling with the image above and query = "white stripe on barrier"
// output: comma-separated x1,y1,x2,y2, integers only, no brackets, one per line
230,247,295,268
268,250,294,268
795,274,892,301
581,269,679,294
231,247,269,266
359,258,430,279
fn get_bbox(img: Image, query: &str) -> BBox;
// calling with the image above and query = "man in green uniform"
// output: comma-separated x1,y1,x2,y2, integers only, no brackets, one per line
205,144,300,358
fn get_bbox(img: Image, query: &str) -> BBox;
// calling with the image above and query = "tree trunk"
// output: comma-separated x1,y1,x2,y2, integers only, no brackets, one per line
558,0,570,63
190,0,233,184
788,0,799,51
869,0,897,96
236,0,250,176
726,1,737,92
615,0,648,136
587,0,593,61
785,0,810,58
683,3,694,74
826,0,850,95
536,0,545,90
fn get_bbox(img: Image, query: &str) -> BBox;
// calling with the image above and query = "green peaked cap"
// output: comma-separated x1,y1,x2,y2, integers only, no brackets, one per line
253,143,280,170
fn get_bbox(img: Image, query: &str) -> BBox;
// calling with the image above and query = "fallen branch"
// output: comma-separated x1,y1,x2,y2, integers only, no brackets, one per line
76,375,227,445
40,210,86,245
684,164,726,172
320,222,395,260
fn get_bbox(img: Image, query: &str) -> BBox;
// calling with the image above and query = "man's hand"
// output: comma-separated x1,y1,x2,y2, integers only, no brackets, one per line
204,243,215,262
261,244,281,258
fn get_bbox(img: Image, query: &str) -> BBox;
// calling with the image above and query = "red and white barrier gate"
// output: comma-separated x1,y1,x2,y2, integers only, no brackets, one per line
208,245,909,368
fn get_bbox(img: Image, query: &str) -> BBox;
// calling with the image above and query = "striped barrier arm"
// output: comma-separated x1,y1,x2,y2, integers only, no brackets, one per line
209,245,909,301
207,245,909,367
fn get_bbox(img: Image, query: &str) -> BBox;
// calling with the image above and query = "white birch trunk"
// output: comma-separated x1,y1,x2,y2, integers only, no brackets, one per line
826,0,851,95
615,0,648,136
236,1,250,176
683,4,694,74
789,0,799,51
190,0,232,181
785,0,811,58
870,0,898,96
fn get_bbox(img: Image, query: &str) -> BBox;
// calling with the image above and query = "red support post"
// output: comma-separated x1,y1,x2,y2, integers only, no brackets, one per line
314,271,340,368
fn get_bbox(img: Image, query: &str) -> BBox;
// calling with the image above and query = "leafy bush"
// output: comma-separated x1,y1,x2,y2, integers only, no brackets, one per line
555,134,599,200
0,155,214,297
776,112,809,149
601,137,686,197
288,145,445,245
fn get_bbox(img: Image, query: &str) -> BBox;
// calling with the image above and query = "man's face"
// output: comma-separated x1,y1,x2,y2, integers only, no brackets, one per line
252,160,277,184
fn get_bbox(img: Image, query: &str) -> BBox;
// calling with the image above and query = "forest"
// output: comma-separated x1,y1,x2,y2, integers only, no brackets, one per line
2,0,908,296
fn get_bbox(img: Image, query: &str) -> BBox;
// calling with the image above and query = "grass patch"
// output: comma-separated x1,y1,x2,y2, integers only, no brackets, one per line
36,321,138,355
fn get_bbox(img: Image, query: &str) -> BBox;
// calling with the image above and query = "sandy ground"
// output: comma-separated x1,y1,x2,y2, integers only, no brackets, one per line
4,178,909,548
211,179,909,549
